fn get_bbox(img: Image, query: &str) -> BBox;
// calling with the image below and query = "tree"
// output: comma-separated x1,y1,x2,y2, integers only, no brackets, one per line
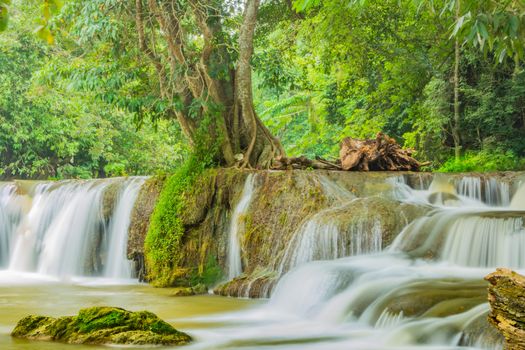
131,0,284,167
3,0,286,168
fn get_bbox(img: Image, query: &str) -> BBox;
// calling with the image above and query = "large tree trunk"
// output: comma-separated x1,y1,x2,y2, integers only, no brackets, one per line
234,0,284,167
134,0,284,168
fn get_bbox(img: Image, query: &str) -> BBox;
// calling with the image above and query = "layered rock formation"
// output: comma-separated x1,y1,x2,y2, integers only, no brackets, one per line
127,169,525,298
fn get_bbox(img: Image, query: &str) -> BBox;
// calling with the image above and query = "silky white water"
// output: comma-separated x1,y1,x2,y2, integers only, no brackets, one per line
0,178,145,280
0,184,21,268
1,173,523,350
227,173,257,279
105,177,146,278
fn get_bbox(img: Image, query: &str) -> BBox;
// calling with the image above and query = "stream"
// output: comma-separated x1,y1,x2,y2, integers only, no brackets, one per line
0,173,523,349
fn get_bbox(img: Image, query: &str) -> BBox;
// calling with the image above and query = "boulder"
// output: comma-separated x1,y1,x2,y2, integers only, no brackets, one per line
11,306,191,346
486,268,525,350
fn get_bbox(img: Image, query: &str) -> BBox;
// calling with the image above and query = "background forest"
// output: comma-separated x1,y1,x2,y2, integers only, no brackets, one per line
0,0,524,178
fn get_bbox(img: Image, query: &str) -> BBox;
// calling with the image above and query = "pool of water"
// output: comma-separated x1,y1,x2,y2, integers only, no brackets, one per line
0,276,257,350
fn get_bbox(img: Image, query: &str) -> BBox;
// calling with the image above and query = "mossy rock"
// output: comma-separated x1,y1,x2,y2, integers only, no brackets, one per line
11,306,191,346
170,284,208,297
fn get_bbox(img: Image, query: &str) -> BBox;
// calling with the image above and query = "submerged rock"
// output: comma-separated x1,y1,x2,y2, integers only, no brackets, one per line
486,268,525,350
170,283,208,297
11,306,191,346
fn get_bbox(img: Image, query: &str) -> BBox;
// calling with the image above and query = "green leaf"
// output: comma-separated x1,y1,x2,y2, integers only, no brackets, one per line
478,21,489,40
509,15,519,37
0,4,8,32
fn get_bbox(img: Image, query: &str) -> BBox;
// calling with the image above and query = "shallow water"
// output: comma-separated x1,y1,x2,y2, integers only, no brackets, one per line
0,279,257,350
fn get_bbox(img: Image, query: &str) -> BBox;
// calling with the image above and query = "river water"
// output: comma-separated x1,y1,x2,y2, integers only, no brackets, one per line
0,173,523,349
0,279,256,350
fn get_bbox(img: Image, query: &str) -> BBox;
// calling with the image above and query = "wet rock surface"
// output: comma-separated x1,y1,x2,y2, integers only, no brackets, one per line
11,306,192,346
486,268,525,350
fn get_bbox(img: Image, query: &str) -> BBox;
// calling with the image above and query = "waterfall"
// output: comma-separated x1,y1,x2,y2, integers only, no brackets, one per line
0,177,145,280
104,177,146,278
277,209,382,275
455,176,510,206
0,184,22,268
389,209,525,269
36,181,109,277
258,175,525,348
227,173,257,279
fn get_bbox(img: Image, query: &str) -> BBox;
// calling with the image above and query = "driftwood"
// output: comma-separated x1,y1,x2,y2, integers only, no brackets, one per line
486,268,525,350
271,133,421,171
340,133,419,171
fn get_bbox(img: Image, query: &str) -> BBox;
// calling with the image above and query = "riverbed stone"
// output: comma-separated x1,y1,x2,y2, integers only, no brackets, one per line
11,306,192,346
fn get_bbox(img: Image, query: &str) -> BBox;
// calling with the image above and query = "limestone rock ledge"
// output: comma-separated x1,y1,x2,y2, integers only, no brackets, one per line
486,268,525,350
11,306,191,346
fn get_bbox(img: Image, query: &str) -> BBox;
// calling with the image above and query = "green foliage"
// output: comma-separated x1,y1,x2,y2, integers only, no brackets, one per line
441,0,525,62
0,5,186,179
144,152,214,286
253,0,525,168
3,0,525,176
0,0,9,32
438,149,525,172
190,255,223,287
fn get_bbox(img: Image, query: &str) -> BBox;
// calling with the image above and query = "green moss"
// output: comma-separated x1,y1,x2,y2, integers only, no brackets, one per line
190,254,223,287
11,306,191,346
76,307,128,333
144,155,212,286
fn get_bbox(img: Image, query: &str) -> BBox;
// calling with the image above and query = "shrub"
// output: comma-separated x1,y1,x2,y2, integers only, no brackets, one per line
438,149,525,172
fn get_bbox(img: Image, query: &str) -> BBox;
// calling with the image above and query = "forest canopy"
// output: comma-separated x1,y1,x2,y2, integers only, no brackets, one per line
0,0,525,178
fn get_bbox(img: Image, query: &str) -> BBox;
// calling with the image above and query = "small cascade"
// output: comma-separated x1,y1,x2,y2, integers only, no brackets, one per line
104,177,146,279
442,215,525,268
510,181,525,210
485,178,510,206
227,173,257,279
456,176,482,201
317,175,355,203
0,184,22,267
455,176,510,206
390,210,525,269
0,177,146,280
277,209,382,275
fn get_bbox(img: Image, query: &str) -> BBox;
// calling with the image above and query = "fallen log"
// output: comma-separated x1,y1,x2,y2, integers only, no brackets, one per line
485,268,525,350
340,133,420,171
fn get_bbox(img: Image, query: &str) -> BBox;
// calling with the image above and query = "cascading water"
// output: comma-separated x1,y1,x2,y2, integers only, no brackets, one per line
227,173,257,279
277,209,382,275
455,176,510,206
2,175,525,350
276,175,381,276
190,174,525,350
0,183,22,268
0,178,146,281
104,177,146,278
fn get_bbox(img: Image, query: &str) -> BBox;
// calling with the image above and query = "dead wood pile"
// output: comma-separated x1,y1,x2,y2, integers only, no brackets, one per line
271,133,421,171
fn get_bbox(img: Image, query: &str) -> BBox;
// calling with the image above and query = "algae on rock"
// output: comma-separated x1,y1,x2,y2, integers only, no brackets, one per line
486,268,525,350
128,175,166,281
11,306,191,346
